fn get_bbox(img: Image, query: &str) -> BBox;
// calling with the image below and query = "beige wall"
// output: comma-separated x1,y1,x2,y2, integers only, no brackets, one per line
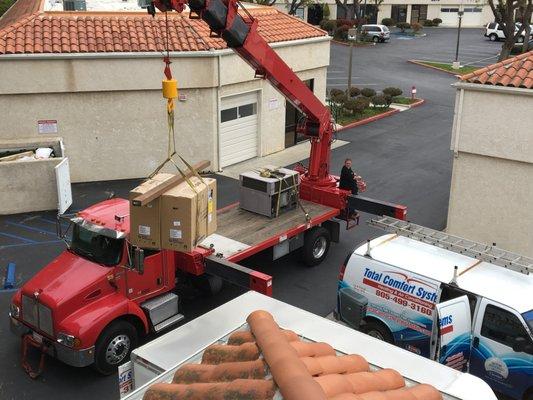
0,38,329,183
447,153,533,257
447,85,533,257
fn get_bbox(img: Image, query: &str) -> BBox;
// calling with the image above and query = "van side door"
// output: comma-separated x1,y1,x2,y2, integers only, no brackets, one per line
470,298,533,400
435,295,472,371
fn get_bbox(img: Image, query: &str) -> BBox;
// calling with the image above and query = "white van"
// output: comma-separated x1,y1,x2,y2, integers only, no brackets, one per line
337,217,533,400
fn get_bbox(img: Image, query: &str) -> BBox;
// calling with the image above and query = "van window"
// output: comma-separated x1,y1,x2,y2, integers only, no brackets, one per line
488,23,496,29
481,305,531,348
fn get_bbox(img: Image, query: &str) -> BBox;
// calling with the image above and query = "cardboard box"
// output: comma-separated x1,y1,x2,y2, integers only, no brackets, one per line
129,173,175,249
161,176,217,252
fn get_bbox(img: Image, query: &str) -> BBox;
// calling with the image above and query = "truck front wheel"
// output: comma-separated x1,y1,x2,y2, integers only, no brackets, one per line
302,226,331,267
94,320,138,375
361,320,393,344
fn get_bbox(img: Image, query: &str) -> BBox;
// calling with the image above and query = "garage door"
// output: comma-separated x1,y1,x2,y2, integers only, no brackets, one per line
220,92,258,168
440,7,483,27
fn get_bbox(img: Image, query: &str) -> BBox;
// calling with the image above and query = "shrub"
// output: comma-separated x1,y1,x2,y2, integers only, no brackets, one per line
348,87,361,97
432,18,442,26
371,94,389,107
383,94,393,106
412,22,423,33
382,87,403,98
334,24,351,41
381,17,395,27
396,22,411,32
361,88,376,98
345,97,368,115
330,88,344,98
321,19,337,33
323,3,330,19
423,19,434,27
336,19,356,27
330,89,347,104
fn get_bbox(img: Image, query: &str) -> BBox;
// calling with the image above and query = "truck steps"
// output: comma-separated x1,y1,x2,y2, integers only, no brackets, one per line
141,292,184,332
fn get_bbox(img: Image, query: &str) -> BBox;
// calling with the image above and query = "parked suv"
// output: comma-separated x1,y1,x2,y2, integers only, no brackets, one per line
361,24,390,43
485,22,532,43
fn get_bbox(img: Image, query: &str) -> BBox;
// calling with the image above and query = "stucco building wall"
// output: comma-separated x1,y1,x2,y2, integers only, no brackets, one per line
447,84,533,257
0,38,330,182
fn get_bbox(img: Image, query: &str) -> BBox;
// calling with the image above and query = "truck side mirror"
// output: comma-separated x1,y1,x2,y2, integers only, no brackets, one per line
512,336,528,353
133,247,145,275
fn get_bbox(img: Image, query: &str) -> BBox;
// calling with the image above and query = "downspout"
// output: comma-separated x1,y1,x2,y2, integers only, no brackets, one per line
216,53,222,172
451,87,464,158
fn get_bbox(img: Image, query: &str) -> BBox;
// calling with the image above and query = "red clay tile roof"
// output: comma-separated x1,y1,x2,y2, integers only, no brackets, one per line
143,311,443,400
460,50,533,89
0,1,326,55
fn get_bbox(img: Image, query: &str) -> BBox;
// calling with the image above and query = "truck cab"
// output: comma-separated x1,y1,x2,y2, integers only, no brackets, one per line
9,198,182,374
337,233,533,400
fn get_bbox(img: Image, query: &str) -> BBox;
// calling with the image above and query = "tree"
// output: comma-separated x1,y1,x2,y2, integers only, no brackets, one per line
283,0,313,15
488,0,532,60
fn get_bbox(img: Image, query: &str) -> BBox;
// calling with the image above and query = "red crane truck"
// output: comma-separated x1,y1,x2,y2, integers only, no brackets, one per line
9,0,407,378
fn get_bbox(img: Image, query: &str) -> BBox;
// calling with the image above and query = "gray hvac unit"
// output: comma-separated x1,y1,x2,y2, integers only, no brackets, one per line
137,0,151,8
338,288,368,329
239,166,300,218
63,0,86,10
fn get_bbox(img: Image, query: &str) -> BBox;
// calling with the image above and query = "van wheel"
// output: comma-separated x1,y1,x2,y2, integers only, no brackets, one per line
302,227,331,267
372,36,379,43
517,36,524,43
362,321,393,344
93,321,138,375
489,33,498,41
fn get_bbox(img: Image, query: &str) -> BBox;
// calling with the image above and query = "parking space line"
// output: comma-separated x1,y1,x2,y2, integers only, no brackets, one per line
5,220,57,236
0,239,63,249
0,231,36,243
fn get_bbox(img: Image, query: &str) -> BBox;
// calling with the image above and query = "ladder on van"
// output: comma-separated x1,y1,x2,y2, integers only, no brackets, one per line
368,216,533,276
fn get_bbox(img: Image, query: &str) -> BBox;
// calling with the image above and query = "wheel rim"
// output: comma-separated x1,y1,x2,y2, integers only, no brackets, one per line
490,35,496,41
373,36,379,42
367,329,385,341
312,237,327,259
105,334,130,365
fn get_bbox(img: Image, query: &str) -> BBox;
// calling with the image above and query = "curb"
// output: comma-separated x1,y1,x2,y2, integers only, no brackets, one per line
331,40,375,47
390,98,425,109
336,108,400,132
408,60,461,77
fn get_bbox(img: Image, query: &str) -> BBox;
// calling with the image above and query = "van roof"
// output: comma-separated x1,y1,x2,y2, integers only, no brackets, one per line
355,234,533,313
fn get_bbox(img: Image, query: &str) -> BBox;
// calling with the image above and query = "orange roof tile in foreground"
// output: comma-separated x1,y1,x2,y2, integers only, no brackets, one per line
0,0,326,55
143,310,442,400
460,50,533,89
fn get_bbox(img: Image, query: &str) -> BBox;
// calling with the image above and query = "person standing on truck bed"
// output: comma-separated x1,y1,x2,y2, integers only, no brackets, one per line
339,158,359,218
340,158,359,196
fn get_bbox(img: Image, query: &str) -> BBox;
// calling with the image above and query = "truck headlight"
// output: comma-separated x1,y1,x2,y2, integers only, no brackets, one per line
57,332,81,348
10,303,20,318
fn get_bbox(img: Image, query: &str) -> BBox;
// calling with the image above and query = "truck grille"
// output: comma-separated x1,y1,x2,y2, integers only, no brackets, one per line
21,295,54,337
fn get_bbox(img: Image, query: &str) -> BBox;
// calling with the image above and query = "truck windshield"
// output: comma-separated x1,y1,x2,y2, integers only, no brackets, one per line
524,310,533,333
70,224,124,266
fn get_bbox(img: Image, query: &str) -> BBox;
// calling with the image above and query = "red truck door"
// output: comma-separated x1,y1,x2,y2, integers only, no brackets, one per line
125,250,167,301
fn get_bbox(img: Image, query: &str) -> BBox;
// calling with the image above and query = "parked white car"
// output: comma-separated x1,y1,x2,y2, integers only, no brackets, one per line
485,22,532,42
361,24,390,43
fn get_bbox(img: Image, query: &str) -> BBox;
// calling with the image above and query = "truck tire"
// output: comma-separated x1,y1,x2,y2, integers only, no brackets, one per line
93,320,138,375
489,33,498,41
302,226,331,267
361,320,393,344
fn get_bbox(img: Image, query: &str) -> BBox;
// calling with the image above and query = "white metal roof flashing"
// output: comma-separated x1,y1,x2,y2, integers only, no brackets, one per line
358,235,533,313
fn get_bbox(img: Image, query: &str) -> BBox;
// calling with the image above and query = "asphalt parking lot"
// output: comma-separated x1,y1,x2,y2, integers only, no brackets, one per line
0,28,509,400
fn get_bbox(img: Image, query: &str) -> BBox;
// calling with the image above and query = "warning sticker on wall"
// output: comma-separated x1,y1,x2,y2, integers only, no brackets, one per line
170,229,182,240
38,120,58,134
139,225,151,236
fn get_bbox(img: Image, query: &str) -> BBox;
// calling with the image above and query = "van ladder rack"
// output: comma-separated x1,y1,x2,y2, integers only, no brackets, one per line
368,216,533,276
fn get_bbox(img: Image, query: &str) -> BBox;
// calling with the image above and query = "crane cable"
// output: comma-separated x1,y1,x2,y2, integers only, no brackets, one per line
150,11,182,178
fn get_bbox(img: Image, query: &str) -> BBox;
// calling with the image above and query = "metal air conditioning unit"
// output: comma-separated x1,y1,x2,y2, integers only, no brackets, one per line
239,166,300,218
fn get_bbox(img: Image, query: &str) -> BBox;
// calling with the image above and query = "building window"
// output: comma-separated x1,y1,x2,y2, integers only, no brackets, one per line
411,5,428,23
221,103,257,123
294,7,304,20
391,4,407,23
441,8,459,12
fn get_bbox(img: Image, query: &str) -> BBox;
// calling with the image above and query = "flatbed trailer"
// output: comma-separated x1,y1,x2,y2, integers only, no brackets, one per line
119,291,497,400
179,200,340,296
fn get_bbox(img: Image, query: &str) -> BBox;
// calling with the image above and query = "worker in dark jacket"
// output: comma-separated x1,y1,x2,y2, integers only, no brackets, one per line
339,158,358,195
